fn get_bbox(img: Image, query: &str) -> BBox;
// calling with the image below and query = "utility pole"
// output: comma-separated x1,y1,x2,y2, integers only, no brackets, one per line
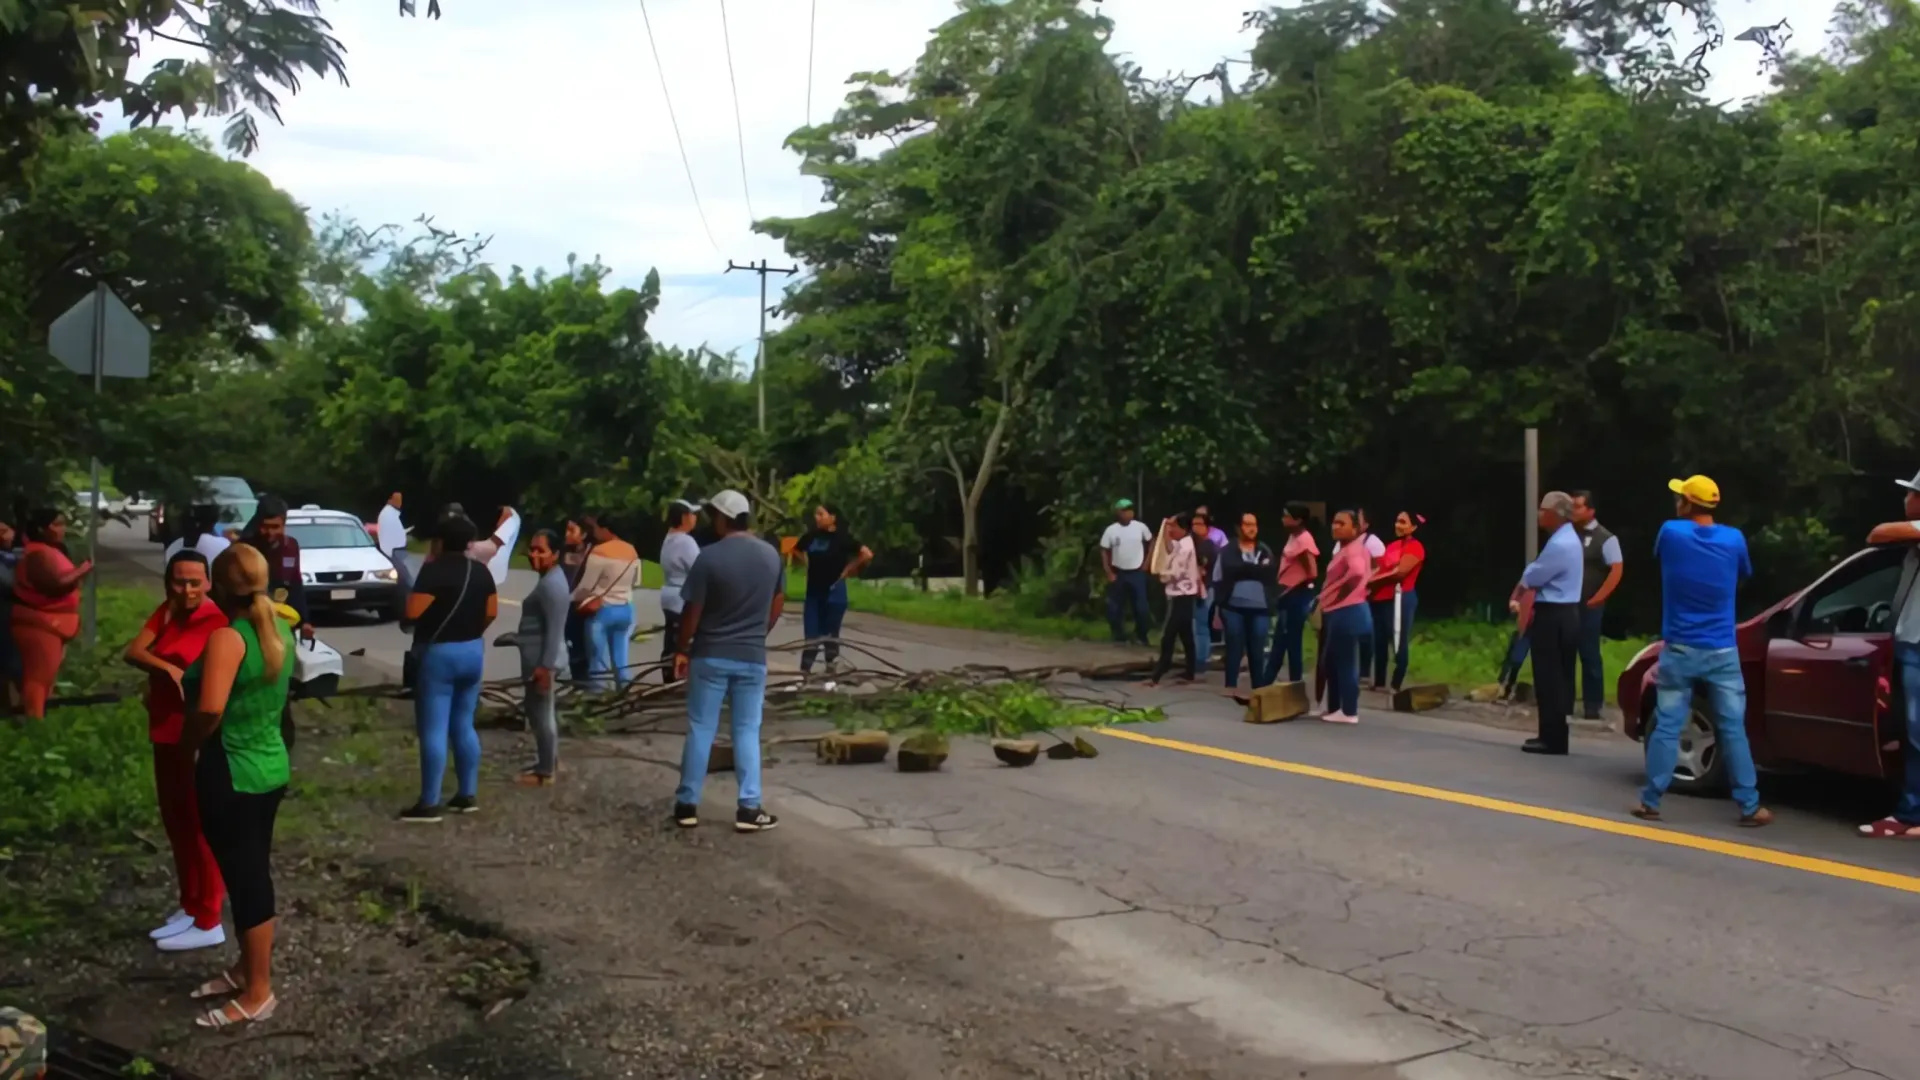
725,259,798,435
1524,427,1540,563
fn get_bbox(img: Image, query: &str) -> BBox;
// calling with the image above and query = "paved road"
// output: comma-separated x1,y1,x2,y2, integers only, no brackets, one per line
103,520,1920,1077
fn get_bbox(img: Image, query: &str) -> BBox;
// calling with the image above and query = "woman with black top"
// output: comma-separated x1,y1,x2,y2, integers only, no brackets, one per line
399,513,498,823
792,504,872,676
559,515,595,685
1217,513,1278,691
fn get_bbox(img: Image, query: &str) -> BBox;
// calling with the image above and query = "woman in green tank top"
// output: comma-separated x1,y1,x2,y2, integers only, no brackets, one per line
179,543,296,1030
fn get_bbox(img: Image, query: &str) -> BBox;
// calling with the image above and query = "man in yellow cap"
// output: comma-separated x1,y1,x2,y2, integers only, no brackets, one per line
1634,475,1771,826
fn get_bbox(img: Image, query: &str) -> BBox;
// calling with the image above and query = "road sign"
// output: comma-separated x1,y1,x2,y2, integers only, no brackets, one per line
46,282,153,647
48,283,151,379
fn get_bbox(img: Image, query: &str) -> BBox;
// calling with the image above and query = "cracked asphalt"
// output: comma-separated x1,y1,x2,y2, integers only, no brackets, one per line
748,619,1919,1080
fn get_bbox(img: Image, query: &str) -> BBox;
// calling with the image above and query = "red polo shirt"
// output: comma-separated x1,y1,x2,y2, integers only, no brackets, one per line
142,600,228,743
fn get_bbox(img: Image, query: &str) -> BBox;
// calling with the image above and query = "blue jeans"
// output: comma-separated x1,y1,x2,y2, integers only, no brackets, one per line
1194,593,1217,667
414,638,484,806
1220,606,1270,690
1578,603,1606,713
1641,643,1761,815
676,656,767,808
587,602,634,691
1268,587,1313,684
1106,568,1151,644
801,591,848,672
1324,604,1372,716
1368,589,1417,688
1893,642,1920,825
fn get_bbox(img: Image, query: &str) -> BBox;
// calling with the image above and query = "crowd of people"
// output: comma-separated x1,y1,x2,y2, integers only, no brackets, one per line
9,467,1920,1042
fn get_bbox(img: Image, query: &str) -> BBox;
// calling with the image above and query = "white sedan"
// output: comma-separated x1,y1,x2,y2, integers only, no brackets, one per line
288,506,405,621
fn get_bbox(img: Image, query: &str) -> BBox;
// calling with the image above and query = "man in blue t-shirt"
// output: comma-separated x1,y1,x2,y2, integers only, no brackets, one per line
1635,475,1771,826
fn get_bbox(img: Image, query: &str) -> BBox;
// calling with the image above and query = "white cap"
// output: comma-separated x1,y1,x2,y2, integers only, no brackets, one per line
706,490,751,519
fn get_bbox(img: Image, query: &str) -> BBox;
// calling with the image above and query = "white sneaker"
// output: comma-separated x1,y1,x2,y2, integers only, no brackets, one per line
156,923,226,952
150,910,193,940
1321,712,1359,725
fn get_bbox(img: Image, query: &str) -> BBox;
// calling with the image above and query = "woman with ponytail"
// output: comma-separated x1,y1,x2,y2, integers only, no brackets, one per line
180,543,295,1030
1367,511,1428,692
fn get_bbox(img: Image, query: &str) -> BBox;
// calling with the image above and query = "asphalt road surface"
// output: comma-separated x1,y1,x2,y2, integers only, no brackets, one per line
100,519,1920,1078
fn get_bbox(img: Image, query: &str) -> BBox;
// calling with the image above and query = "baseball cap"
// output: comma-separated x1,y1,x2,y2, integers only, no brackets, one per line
671,498,701,512
0,1007,48,1080
1113,498,1134,510
1667,475,1721,508
706,490,752,519
1896,468,1920,493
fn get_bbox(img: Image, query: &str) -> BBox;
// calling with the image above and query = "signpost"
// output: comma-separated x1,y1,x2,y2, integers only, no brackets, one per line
47,282,153,646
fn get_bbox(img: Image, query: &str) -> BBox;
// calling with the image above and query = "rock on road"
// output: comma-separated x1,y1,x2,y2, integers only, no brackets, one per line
98,520,1920,1079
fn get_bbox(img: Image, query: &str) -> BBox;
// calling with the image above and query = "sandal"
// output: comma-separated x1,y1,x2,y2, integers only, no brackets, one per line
195,995,276,1030
514,770,555,788
190,970,243,1001
1857,816,1920,838
1630,804,1661,821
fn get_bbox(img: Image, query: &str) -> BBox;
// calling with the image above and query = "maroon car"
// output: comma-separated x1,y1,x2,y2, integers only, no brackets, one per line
1618,544,1905,795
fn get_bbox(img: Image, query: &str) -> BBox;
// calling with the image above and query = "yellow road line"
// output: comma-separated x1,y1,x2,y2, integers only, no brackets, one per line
1096,727,1920,896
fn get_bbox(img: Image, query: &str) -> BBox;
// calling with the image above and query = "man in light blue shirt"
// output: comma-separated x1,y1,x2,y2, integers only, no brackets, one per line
1519,491,1582,755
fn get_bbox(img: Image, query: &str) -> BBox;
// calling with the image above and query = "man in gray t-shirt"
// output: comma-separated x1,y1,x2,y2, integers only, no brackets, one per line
671,489,786,834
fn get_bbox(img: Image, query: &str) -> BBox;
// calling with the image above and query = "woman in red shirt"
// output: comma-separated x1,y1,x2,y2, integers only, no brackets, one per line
124,550,229,951
9,509,91,719
1367,511,1427,692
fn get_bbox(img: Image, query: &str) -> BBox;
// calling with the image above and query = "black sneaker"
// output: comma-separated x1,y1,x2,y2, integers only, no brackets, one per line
735,807,779,833
399,803,443,824
447,795,479,814
672,802,700,829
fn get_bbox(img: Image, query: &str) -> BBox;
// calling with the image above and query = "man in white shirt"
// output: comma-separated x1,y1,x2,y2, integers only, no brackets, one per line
162,505,231,564
1859,468,1920,839
1100,498,1155,646
376,491,410,592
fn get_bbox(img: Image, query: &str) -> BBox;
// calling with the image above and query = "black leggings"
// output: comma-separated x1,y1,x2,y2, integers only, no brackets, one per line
1152,595,1199,682
660,609,682,681
196,740,286,932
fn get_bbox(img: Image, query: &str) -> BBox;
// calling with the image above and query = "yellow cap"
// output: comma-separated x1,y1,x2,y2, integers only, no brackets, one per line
1667,475,1721,507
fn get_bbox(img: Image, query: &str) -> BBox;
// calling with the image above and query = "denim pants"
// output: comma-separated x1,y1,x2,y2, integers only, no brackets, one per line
801,590,849,673
1194,593,1217,668
518,646,560,776
1640,643,1761,815
1106,568,1151,644
564,609,592,683
676,656,767,809
1221,606,1270,690
415,638,485,806
1368,589,1417,688
587,602,634,691
1324,604,1373,716
1268,587,1313,684
1892,642,1920,825
1578,603,1606,712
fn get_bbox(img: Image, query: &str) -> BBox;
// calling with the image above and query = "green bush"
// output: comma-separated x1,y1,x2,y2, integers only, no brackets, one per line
1,585,160,852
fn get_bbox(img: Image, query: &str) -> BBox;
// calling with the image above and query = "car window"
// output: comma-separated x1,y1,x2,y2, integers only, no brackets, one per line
289,521,375,549
1804,553,1903,635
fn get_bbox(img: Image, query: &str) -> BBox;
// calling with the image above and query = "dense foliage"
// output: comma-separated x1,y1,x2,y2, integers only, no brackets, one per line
8,0,1920,632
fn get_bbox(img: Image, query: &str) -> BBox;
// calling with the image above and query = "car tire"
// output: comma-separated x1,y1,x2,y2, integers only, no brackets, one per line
380,602,405,624
1642,695,1729,797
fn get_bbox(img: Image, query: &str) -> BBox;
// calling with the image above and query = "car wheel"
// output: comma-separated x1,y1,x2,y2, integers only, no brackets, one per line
381,603,405,624
1644,698,1729,797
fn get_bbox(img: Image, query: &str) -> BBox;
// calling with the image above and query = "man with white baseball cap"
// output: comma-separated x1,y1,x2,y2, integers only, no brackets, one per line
1859,468,1920,838
670,490,785,832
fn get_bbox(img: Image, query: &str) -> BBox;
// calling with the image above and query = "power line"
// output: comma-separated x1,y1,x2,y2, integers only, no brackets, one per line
638,0,720,254
717,0,757,223
806,0,817,127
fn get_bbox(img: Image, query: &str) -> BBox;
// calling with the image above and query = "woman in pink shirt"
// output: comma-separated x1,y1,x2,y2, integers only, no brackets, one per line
1367,511,1427,691
1318,509,1375,724
1142,514,1204,688
1266,501,1321,684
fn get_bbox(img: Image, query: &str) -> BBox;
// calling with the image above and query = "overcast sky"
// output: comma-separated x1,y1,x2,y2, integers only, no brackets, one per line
118,0,1831,358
